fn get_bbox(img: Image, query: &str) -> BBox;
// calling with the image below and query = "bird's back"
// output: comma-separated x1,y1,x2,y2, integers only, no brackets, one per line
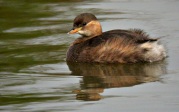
66,29,166,63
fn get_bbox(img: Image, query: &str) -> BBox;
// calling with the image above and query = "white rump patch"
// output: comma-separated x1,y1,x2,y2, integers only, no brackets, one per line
140,41,166,62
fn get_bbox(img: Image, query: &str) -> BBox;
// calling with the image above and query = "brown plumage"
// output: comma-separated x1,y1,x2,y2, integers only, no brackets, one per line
66,13,166,63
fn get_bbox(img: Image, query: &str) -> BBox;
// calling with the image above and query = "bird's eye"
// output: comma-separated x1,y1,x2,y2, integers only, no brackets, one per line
82,22,87,26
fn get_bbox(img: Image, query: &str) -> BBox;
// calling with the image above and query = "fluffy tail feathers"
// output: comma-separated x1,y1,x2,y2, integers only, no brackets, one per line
140,41,166,62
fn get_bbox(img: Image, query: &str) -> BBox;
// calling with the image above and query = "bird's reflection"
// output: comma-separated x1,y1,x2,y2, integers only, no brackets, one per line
67,61,166,101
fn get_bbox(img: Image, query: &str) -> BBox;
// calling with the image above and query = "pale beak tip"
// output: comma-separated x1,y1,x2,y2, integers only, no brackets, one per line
67,27,81,34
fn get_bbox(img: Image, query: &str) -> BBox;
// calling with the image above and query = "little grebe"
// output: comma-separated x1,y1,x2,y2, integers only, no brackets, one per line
66,13,166,63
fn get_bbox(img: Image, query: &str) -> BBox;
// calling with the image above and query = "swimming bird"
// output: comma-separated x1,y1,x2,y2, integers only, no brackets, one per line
66,13,166,63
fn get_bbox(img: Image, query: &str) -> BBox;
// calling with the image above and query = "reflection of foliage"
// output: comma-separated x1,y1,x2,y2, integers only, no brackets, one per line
0,94,59,105
0,0,76,73
0,45,67,72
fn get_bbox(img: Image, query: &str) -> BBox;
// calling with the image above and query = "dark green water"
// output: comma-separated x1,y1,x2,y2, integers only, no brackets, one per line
1,0,179,112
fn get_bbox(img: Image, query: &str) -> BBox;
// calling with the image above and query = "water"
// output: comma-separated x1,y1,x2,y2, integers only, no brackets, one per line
0,0,179,112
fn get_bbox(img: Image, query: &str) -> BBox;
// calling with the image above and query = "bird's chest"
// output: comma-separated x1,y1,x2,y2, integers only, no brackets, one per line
66,43,93,62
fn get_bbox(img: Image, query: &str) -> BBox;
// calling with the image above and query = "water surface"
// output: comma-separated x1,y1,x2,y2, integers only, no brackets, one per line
0,0,179,112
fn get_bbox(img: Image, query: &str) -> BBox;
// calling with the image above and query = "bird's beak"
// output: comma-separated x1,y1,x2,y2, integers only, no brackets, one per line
68,27,82,34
